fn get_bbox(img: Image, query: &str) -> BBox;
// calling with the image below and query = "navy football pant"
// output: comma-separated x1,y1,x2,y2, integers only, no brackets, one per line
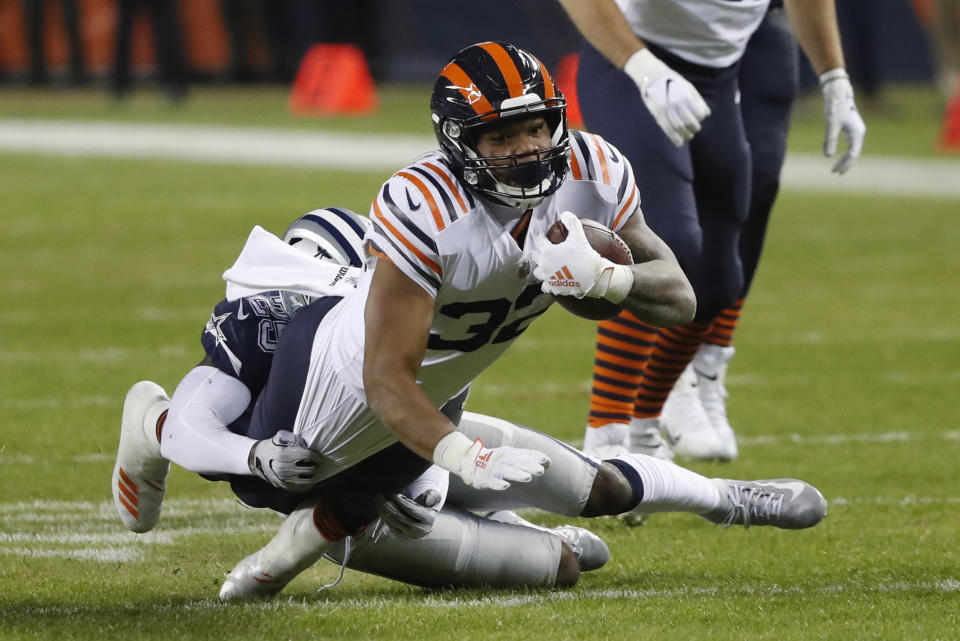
577,41,751,321
738,7,798,296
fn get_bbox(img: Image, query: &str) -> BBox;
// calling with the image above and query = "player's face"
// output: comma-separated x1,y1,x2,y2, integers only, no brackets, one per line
475,115,552,185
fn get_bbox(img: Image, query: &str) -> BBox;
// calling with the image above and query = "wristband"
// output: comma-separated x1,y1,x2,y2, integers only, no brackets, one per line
818,67,848,88
587,263,634,304
432,431,478,474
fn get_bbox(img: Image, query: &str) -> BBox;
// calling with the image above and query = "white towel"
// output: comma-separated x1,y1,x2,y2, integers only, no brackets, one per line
223,225,364,301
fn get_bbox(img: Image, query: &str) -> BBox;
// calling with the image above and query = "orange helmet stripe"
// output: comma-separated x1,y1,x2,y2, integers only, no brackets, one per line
478,42,525,98
439,61,496,119
536,59,556,99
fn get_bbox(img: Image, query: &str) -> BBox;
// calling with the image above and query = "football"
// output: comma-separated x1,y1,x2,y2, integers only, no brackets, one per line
545,218,633,320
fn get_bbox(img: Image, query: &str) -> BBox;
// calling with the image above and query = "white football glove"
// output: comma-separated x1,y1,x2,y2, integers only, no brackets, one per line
372,492,439,541
624,48,711,147
529,211,634,302
248,430,323,491
432,431,550,491
820,68,866,174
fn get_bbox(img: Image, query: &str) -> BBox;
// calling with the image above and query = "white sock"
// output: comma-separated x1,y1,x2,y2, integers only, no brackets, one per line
610,453,722,514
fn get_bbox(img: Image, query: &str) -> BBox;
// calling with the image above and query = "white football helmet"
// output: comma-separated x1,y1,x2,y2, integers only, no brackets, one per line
282,207,371,269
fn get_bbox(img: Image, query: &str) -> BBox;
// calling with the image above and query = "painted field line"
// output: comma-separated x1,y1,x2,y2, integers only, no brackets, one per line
2,119,959,198
3,578,958,617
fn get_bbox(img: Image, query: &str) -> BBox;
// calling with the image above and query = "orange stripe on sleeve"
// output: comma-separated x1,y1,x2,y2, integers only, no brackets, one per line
372,201,442,276
570,149,582,180
397,171,446,231
612,186,638,230
439,62,496,119
423,162,468,214
589,134,611,185
479,42,524,98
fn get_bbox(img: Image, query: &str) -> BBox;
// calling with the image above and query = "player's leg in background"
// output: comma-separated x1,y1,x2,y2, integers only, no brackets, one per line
575,40,701,460
667,6,800,462
625,45,750,461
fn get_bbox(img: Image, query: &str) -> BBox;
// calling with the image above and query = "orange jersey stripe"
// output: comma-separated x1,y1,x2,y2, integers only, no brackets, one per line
612,186,638,230
479,42,524,98
570,150,583,180
439,62,496,119
368,246,392,261
423,162,468,214
372,201,442,276
589,135,611,185
397,171,446,231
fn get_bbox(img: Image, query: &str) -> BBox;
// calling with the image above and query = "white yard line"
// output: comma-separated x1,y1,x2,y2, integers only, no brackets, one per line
2,119,960,198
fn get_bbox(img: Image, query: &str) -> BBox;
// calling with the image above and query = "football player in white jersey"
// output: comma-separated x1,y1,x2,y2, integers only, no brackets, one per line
124,42,827,602
114,207,613,591
558,0,867,460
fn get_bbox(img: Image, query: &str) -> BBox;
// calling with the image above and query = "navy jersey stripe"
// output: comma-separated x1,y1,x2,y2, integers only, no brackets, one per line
571,131,596,182
437,157,477,209
408,166,459,224
383,185,439,253
371,220,442,291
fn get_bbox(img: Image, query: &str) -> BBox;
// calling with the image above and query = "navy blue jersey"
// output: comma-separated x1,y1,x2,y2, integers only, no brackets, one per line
200,291,304,397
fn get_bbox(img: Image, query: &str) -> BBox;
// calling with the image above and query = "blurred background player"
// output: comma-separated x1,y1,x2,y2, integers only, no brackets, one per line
557,0,867,461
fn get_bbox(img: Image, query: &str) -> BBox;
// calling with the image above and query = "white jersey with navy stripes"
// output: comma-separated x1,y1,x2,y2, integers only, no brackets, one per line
292,131,640,469
615,0,770,68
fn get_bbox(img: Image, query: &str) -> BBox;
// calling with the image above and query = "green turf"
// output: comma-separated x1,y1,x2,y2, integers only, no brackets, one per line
1,90,958,639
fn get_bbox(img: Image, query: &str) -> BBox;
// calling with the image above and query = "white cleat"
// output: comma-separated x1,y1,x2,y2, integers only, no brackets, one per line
219,552,287,601
703,478,827,529
550,525,611,572
693,344,738,461
660,366,726,460
219,502,332,602
582,422,630,459
628,417,674,461
112,381,170,533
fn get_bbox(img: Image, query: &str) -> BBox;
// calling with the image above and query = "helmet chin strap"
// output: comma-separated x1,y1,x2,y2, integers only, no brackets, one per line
485,174,553,210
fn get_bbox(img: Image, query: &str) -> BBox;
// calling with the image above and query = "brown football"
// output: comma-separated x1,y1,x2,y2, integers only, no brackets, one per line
545,218,633,321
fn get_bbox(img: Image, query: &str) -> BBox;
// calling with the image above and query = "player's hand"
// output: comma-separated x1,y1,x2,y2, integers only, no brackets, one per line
372,493,438,540
530,211,632,301
624,48,711,147
248,430,323,491
820,68,866,174
433,431,550,491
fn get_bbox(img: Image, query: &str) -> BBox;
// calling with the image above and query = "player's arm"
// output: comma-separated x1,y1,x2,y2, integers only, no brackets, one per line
555,0,710,146
783,0,866,173
363,258,550,491
614,207,696,326
163,355,322,490
531,210,695,327
363,257,450,461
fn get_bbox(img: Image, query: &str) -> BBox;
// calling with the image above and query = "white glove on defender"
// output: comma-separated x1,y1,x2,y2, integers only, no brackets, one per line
248,430,323,491
530,212,634,302
433,431,550,491
623,48,711,147
820,68,866,174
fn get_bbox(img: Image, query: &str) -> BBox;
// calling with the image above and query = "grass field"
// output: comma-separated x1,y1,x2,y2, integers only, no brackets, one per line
1,85,959,640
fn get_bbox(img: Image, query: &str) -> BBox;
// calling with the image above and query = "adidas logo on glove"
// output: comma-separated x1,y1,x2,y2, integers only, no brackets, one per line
549,266,580,288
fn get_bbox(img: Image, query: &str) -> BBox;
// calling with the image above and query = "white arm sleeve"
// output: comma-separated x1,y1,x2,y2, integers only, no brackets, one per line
160,366,255,476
